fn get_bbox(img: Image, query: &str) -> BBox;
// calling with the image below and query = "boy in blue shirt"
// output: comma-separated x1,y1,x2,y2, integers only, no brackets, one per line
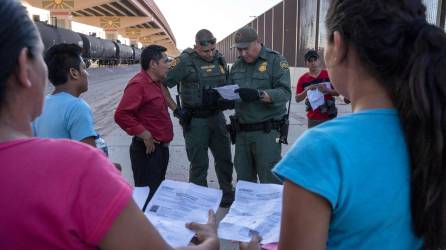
33,44,97,147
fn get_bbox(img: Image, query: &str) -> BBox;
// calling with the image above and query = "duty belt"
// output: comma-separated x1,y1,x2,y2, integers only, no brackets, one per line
238,120,281,132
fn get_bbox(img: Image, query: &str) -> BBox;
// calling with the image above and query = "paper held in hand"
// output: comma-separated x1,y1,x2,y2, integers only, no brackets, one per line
144,180,222,247
218,181,283,244
307,82,332,110
132,186,150,210
213,84,240,100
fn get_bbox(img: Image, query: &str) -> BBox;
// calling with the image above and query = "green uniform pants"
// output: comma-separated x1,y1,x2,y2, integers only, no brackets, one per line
184,112,234,193
234,130,282,184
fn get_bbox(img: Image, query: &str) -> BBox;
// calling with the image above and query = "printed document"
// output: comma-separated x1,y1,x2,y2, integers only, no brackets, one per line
218,181,283,243
214,84,240,100
307,82,332,110
307,89,325,110
145,180,222,247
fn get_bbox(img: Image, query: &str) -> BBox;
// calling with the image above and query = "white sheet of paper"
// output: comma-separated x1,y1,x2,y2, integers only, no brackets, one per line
145,180,222,247
307,81,333,111
307,89,325,110
132,186,150,210
218,181,283,244
213,84,240,100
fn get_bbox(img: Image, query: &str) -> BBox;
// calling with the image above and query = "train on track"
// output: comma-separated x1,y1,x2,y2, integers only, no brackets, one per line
36,22,142,68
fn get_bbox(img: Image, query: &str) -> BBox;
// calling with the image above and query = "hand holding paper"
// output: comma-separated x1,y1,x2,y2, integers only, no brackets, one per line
218,181,283,244
145,180,222,247
213,84,240,100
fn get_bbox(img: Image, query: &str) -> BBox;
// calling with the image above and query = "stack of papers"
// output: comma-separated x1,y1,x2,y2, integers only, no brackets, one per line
218,181,283,244
145,180,222,247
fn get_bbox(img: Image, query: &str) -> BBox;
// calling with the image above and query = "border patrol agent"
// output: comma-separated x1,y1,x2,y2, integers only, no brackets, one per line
229,27,291,184
163,29,234,207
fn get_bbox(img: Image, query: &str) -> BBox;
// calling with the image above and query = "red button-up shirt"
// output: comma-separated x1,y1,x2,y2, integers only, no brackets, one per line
115,70,173,142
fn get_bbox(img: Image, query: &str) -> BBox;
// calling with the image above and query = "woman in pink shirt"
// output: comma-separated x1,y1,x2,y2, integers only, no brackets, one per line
0,1,218,249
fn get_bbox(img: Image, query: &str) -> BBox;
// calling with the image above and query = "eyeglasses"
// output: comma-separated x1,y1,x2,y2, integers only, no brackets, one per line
196,38,216,46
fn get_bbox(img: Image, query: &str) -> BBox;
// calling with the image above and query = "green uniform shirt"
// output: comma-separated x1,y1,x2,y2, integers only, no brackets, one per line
229,46,291,124
165,48,228,108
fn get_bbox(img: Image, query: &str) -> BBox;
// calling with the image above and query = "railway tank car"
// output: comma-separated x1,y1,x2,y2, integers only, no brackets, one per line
35,21,142,67
132,46,142,63
114,42,133,64
36,22,83,52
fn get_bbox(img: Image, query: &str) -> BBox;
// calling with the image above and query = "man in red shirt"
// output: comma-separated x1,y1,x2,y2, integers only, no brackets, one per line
115,45,173,202
296,50,339,128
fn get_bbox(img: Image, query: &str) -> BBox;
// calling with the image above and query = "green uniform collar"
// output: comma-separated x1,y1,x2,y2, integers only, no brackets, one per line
257,46,269,61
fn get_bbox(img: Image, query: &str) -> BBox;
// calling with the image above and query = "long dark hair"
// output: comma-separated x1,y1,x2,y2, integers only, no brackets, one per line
0,0,40,106
326,0,446,248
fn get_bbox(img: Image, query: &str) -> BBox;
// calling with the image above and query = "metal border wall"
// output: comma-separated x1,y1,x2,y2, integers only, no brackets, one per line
217,0,446,67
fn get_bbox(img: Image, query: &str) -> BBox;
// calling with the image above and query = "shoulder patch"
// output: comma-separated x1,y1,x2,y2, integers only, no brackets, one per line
280,61,289,70
170,57,180,69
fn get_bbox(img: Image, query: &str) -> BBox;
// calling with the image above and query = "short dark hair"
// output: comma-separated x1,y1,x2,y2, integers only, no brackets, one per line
141,45,167,70
195,29,214,43
44,44,82,86
0,0,40,107
304,50,319,61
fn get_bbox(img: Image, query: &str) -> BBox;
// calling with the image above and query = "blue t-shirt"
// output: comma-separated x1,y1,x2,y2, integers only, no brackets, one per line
33,92,97,141
273,109,423,249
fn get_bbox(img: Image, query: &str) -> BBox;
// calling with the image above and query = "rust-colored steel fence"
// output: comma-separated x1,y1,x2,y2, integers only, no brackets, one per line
217,0,446,67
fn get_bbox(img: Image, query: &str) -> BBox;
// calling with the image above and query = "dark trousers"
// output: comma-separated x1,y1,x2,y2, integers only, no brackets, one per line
308,118,329,128
130,137,169,204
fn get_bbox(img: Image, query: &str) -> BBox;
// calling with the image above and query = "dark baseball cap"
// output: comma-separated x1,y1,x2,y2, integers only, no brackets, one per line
304,50,319,61
231,26,258,49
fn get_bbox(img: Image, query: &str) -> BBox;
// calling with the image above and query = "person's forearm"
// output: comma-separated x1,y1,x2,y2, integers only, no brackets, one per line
137,130,152,141
296,91,307,102
262,87,291,104
327,89,339,96
114,110,146,136
80,136,96,147
161,85,177,111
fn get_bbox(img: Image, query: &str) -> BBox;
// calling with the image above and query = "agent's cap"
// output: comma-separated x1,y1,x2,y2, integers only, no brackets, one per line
232,26,258,49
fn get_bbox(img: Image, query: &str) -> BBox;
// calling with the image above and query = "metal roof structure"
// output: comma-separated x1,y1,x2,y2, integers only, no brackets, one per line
25,0,178,54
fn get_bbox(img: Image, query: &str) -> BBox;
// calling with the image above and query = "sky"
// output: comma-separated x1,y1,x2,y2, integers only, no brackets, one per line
153,0,282,50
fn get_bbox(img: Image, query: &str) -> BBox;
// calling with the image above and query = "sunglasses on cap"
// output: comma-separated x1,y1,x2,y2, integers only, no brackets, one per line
196,38,216,46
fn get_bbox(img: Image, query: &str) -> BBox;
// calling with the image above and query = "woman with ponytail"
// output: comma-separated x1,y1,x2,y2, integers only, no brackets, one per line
0,0,218,249
269,0,445,249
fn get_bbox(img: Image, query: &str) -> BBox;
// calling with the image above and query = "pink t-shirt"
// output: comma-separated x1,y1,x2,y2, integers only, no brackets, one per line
0,138,132,249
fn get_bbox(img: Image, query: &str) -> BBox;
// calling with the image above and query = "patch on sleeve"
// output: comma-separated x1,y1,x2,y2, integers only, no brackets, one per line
170,57,180,69
280,61,289,70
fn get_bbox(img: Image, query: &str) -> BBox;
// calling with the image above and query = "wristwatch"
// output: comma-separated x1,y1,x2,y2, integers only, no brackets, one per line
259,90,265,99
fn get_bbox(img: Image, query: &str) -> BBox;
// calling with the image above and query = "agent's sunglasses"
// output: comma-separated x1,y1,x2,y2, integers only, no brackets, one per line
196,38,216,46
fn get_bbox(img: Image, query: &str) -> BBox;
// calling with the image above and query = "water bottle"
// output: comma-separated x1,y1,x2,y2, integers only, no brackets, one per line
95,134,109,157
